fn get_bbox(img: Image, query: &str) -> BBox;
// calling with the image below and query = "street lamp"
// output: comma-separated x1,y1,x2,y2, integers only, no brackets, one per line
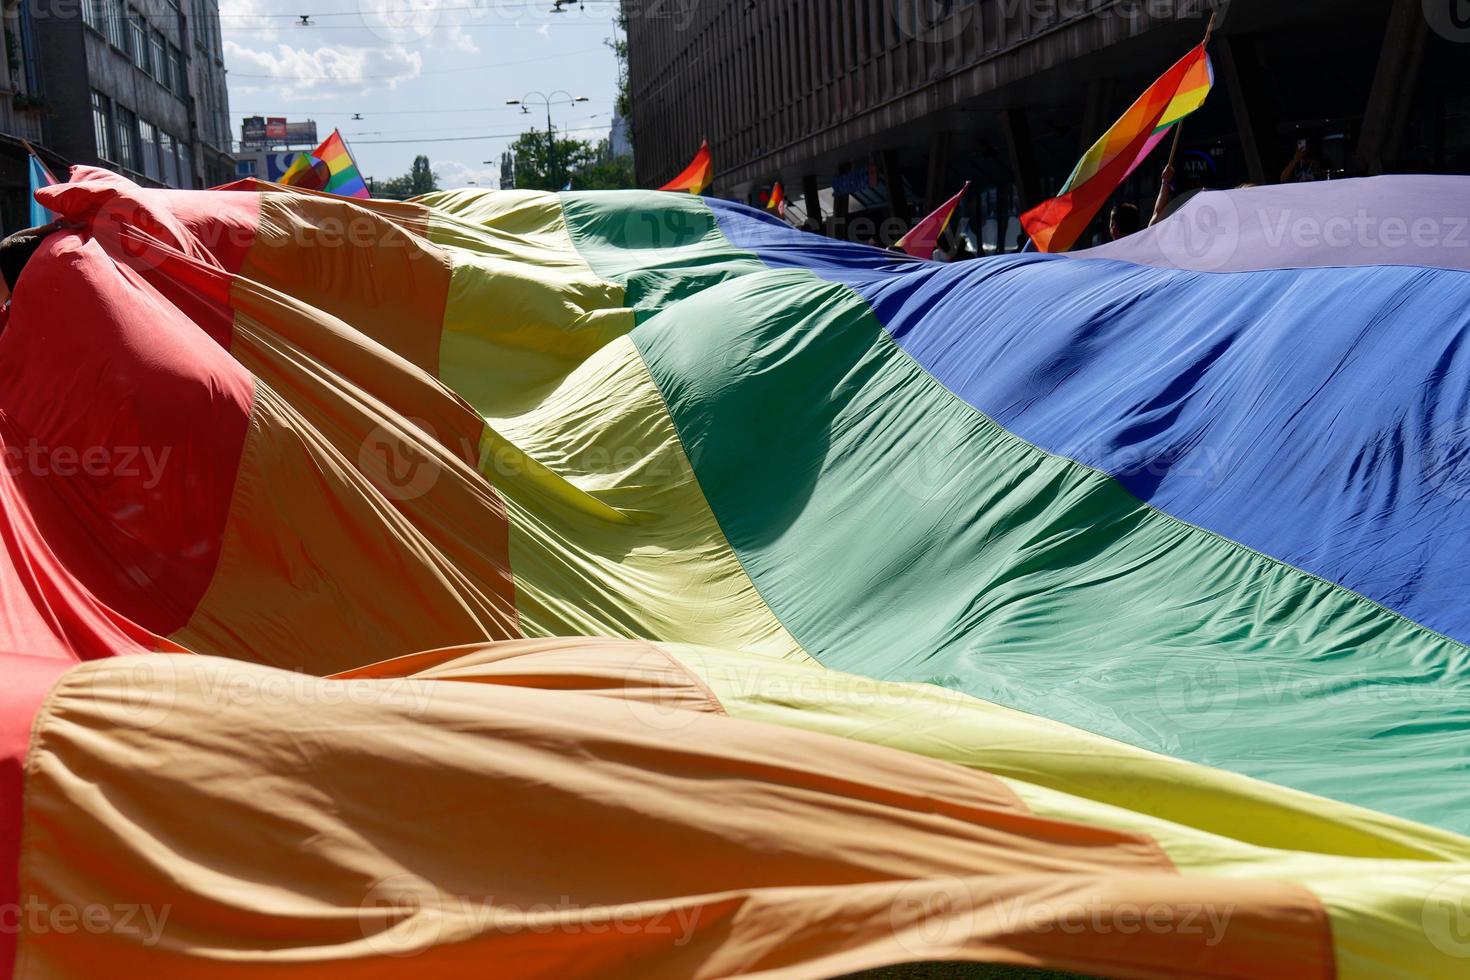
505,91,589,190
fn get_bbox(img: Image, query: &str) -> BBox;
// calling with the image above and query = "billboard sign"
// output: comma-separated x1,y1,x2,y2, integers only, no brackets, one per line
241,118,319,148
284,121,318,145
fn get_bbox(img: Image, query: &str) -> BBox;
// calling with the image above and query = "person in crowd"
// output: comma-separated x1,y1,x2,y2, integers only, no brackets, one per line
1108,201,1142,240
0,221,62,333
1151,164,1176,226
0,222,60,303
1280,138,1327,182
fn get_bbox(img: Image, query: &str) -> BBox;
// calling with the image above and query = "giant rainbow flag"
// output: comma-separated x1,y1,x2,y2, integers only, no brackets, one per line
3,167,1470,978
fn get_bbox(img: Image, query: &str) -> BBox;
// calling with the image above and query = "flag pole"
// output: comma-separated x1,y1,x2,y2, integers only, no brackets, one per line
19,138,54,176
1163,10,1217,172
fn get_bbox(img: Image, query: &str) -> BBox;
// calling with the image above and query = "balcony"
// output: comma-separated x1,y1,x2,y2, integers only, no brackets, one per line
0,90,47,146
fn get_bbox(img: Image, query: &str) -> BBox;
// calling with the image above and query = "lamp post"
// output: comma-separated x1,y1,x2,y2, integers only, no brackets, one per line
505,91,589,190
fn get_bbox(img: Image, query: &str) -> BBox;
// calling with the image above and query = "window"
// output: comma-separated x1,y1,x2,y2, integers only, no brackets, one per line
191,0,207,50
82,0,100,31
150,30,167,80
116,106,137,171
106,0,127,49
91,90,113,161
196,84,211,143
169,45,184,95
138,119,160,180
191,0,220,59
130,10,147,69
175,138,192,188
159,130,178,186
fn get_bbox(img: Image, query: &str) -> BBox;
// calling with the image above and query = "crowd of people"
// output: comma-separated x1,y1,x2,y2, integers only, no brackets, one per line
921,138,1336,261
1098,139,1330,249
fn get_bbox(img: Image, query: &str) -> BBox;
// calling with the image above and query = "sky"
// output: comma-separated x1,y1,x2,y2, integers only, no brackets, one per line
218,0,624,189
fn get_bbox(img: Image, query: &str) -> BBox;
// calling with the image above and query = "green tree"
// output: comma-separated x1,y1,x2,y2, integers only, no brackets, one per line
408,155,437,195
509,130,635,191
507,129,596,191
375,155,440,200
572,140,635,190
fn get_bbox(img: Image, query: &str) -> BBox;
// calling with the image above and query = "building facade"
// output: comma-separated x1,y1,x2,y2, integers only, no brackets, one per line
0,0,52,229
627,0,1468,250
0,0,232,232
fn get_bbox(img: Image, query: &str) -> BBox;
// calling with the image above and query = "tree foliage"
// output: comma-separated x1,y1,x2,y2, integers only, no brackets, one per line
507,131,634,191
375,155,440,200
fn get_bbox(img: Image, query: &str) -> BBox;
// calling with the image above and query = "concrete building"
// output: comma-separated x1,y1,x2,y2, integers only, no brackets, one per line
0,0,233,231
626,0,1468,250
0,0,53,229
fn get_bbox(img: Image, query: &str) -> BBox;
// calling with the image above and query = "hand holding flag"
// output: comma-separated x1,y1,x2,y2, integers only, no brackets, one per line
1021,34,1214,253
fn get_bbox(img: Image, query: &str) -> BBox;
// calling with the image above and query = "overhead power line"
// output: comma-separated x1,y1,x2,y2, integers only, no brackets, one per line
235,103,609,116
222,22,615,32
347,123,608,145
215,0,620,19
226,46,610,80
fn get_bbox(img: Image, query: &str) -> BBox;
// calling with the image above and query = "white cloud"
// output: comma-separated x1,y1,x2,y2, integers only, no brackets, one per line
433,159,500,191
218,0,281,41
443,23,479,53
225,40,423,99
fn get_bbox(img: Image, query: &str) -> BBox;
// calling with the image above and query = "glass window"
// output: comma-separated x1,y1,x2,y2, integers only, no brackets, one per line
116,107,137,171
130,10,147,68
138,119,160,180
191,0,206,50
169,45,184,94
197,84,211,142
150,30,166,80
107,0,127,49
91,90,113,161
175,139,192,188
82,0,100,30
160,131,178,186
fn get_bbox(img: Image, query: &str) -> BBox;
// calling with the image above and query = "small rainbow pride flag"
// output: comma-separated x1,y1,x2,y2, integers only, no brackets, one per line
765,180,787,218
658,140,713,195
280,130,371,199
1022,42,1213,252
896,181,969,258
